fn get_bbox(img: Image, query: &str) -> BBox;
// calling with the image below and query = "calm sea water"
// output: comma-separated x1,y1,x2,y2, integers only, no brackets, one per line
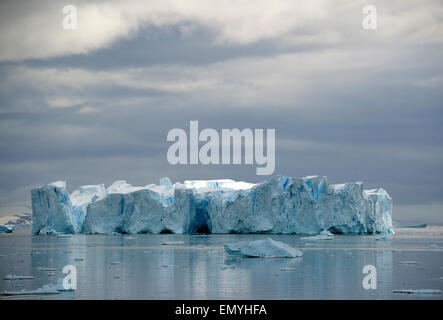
1,225,442,299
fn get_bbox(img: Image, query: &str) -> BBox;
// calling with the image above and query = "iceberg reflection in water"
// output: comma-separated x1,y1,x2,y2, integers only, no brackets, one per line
0,226,442,299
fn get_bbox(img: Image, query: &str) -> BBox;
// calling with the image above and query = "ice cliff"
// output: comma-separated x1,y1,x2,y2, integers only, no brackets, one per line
30,175,393,235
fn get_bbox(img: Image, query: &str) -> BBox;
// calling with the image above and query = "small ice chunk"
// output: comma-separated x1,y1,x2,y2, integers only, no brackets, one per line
429,244,440,249
3,284,60,296
221,265,235,270
401,224,427,228
56,234,71,238
0,224,14,233
224,238,303,258
301,230,334,240
280,267,296,271
399,261,421,265
38,267,58,272
393,289,442,294
38,227,59,235
3,274,35,280
49,181,66,189
161,241,184,245
56,278,75,291
375,236,389,241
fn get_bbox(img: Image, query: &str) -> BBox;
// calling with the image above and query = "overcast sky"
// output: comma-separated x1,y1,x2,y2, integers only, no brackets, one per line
0,0,442,224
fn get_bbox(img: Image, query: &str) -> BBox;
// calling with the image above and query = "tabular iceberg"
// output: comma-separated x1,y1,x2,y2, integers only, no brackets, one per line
30,175,393,235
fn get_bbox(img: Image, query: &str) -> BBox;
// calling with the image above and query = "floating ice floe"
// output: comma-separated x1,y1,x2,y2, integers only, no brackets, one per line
37,267,58,272
375,236,390,241
0,224,14,233
224,238,303,258
3,278,75,296
161,241,185,245
280,267,296,271
39,226,59,235
401,224,427,228
56,278,75,291
3,274,34,280
429,244,440,249
221,265,235,270
399,261,421,265
3,284,60,296
31,176,393,235
301,230,334,240
393,289,442,294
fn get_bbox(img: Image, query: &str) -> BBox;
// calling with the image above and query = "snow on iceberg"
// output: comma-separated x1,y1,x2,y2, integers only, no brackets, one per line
224,238,303,258
69,184,107,231
31,175,393,235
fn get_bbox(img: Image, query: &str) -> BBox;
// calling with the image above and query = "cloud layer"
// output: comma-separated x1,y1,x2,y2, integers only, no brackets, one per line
1,0,442,61
0,0,442,223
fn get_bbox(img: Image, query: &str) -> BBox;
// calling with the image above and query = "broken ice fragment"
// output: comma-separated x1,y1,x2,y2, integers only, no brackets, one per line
399,261,421,265
401,224,427,228
280,267,296,271
301,230,334,240
38,227,59,235
3,274,35,280
161,241,184,245
0,224,14,233
56,278,75,291
393,289,441,294
3,284,60,296
224,238,303,258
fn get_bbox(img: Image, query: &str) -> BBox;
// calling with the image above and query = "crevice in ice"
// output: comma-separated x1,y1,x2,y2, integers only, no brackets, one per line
189,201,212,234
194,224,210,234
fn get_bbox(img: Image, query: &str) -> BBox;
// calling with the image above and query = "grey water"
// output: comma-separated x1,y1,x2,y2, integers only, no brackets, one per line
1,225,442,299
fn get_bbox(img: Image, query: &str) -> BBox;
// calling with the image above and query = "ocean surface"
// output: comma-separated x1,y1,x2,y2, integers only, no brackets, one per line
1,225,442,300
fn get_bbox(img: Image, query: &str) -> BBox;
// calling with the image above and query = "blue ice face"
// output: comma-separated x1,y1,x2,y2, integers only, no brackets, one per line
31,175,393,235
